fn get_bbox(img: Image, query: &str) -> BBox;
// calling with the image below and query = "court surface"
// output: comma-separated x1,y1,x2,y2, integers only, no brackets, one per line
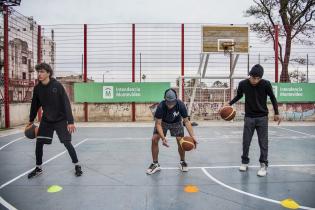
0,122,314,210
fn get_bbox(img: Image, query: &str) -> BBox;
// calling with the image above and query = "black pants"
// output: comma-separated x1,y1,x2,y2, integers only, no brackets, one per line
36,140,78,165
242,116,268,166
35,120,78,165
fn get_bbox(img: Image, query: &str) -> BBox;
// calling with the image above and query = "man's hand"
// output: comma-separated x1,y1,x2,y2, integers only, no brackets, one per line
220,103,230,112
192,136,198,149
162,137,169,147
67,124,76,134
274,115,281,125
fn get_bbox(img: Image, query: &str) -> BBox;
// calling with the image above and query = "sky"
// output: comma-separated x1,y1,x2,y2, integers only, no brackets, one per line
18,0,255,25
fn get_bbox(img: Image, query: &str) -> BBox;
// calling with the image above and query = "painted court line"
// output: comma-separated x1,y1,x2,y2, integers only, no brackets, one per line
277,127,315,137
201,168,314,210
0,131,22,138
161,164,315,170
0,137,25,151
0,138,88,190
0,196,18,210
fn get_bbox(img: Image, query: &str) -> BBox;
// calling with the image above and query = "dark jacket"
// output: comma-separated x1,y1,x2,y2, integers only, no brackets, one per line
229,79,279,118
29,78,74,124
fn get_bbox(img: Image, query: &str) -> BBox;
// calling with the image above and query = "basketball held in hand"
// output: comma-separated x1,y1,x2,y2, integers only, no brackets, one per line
220,106,236,121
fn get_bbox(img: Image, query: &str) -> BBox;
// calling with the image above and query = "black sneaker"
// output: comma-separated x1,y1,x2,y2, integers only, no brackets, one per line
75,165,83,177
28,167,42,179
179,161,188,172
146,163,161,175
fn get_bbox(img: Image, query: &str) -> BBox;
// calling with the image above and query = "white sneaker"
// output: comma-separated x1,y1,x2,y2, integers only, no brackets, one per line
179,161,188,172
146,163,161,175
257,163,267,177
239,164,248,172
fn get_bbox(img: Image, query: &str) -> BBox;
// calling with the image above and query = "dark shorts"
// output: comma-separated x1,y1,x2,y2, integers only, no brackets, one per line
153,121,184,137
37,120,71,144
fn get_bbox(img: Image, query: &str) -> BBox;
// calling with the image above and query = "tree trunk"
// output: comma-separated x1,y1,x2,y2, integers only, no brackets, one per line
280,30,292,83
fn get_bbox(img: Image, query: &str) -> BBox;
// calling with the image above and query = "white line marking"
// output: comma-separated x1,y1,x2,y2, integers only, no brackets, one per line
0,137,24,151
201,168,314,210
0,196,18,210
161,164,315,170
0,138,88,190
277,127,315,137
0,131,22,138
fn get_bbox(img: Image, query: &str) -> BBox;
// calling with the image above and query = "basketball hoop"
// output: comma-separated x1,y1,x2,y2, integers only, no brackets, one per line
222,41,235,56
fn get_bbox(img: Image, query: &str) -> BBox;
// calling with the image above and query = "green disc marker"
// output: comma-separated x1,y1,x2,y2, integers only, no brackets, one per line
47,185,63,193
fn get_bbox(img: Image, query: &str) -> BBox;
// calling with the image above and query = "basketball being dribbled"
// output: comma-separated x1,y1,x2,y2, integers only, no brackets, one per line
179,136,195,151
220,106,236,121
24,124,39,139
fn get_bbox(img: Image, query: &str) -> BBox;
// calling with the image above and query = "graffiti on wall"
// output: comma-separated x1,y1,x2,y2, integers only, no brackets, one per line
188,102,315,121
278,103,315,121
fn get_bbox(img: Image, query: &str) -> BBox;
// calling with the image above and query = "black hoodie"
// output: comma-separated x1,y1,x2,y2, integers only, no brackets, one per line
29,78,74,124
229,79,279,118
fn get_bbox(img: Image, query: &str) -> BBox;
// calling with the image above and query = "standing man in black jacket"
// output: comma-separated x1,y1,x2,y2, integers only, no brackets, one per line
27,63,83,178
228,64,280,177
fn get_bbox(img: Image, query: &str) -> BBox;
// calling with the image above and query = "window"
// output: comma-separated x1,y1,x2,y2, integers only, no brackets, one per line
22,56,27,64
22,72,26,79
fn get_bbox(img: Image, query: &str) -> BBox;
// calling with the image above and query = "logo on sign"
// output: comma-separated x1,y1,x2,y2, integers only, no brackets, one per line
272,85,278,98
103,86,114,99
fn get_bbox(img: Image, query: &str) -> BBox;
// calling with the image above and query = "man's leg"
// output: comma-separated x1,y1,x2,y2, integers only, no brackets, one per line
63,141,79,164
146,134,162,175
28,140,45,179
28,121,53,179
170,122,187,172
241,117,255,170
35,140,44,166
55,121,82,176
256,116,269,165
176,137,185,161
151,134,161,162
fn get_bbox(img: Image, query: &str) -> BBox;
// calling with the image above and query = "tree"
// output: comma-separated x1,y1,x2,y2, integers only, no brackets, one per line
245,0,315,82
211,80,228,88
289,69,307,82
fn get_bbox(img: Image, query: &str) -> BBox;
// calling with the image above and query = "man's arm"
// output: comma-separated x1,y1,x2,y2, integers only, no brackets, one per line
229,82,244,105
60,84,76,133
29,88,40,123
183,117,197,147
266,82,280,123
61,84,74,124
155,118,169,147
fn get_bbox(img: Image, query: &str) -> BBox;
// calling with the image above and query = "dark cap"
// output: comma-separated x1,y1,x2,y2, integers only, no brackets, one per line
249,64,264,78
165,89,177,104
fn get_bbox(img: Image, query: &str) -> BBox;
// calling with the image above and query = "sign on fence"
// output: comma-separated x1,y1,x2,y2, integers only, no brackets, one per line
74,82,170,103
272,83,315,102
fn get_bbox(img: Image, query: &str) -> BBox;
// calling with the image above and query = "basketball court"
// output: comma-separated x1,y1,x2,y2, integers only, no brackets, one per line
0,122,314,210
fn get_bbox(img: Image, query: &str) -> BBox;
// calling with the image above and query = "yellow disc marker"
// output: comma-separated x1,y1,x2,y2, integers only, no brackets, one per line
280,198,300,209
47,185,63,193
184,185,199,193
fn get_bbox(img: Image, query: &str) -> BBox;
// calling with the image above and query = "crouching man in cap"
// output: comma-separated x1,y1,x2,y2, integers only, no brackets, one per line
146,88,197,175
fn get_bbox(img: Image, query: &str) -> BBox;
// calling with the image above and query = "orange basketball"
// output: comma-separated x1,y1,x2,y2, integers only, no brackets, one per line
179,136,195,151
220,106,236,121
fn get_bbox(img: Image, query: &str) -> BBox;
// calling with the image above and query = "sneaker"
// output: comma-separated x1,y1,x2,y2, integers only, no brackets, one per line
257,163,267,177
179,161,188,172
239,164,248,172
146,163,161,175
28,167,42,179
75,165,83,177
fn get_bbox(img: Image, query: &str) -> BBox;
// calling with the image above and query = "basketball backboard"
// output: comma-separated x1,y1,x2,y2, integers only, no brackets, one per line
202,25,249,54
